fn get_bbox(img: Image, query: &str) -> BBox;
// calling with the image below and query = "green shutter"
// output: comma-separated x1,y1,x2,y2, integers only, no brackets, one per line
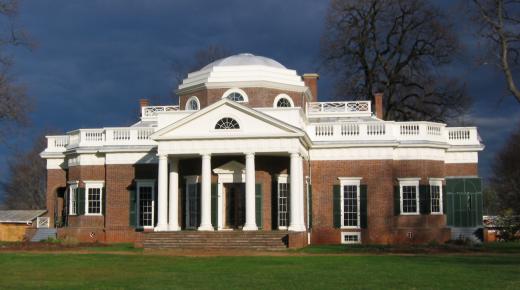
419,185,430,214
442,186,447,214
255,183,263,229
129,190,137,227
393,186,400,215
211,183,218,229
271,180,278,229
360,184,367,229
102,187,106,216
333,185,341,228
308,184,313,229
77,187,85,215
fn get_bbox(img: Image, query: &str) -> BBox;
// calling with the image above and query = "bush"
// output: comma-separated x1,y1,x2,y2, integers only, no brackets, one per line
60,236,79,247
43,237,61,243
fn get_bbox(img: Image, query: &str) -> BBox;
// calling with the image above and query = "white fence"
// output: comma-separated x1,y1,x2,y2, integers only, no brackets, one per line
36,217,50,228
307,101,372,117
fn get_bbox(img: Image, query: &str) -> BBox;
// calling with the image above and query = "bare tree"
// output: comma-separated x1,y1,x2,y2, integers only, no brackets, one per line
171,44,232,97
472,0,520,103
0,0,31,141
491,123,520,214
321,0,471,122
1,134,46,209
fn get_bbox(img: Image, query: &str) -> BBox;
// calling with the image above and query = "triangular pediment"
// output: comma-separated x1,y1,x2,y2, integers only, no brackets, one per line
213,160,245,174
151,99,304,140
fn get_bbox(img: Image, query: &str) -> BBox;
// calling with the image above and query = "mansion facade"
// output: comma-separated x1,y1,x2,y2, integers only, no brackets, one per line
41,53,484,246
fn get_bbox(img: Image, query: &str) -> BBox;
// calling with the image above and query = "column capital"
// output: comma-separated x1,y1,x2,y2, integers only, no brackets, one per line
289,151,300,157
244,152,255,157
158,154,168,160
200,153,211,159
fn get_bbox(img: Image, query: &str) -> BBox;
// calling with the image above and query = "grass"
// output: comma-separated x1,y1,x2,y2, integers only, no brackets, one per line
81,243,143,252
0,252,519,289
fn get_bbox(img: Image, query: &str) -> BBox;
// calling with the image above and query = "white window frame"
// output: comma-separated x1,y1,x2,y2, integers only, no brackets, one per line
84,180,104,216
338,177,362,229
398,178,420,215
276,174,290,230
429,178,444,215
68,181,79,215
136,179,155,229
273,94,294,108
221,88,249,103
341,232,361,244
185,96,200,111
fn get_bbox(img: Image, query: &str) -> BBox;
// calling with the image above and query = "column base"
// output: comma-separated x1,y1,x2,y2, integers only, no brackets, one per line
154,224,169,232
197,224,214,231
168,225,181,231
242,224,258,231
288,224,306,232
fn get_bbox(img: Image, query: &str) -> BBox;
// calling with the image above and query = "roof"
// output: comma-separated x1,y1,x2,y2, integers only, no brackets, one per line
0,210,47,224
201,53,286,70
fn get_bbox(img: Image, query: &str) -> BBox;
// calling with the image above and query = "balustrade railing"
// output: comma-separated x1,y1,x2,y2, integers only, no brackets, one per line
36,217,50,228
307,121,479,145
141,105,179,119
45,127,157,152
307,101,372,117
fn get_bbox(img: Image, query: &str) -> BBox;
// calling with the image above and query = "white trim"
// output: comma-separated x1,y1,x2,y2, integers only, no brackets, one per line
84,181,104,216
341,232,361,244
276,174,290,230
68,182,79,216
185,96,200,111
276,173,289,184
273,94,294,108
222,88,249,103
398,179,420,215
338,177,362,229
429,178,444,215
136,179,155,229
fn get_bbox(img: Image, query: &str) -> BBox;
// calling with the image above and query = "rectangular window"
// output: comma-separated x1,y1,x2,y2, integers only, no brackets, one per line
69,183,78,215
429,178,443,214
278,182,289,229
338,177,362,229
137,181,155,228
85,181,104,215
341,232,361,244
343,185,359,227
399,178,420,215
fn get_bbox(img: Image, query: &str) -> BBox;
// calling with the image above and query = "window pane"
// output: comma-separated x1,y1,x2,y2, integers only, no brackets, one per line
70,187,77,215
431,185,441,213
88,187,101,214
278,183,289,228
139,186,153,227
343,185,358,227
402,185,417,213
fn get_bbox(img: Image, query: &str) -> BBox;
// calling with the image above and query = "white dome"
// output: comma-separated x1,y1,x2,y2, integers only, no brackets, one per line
201,53,286,70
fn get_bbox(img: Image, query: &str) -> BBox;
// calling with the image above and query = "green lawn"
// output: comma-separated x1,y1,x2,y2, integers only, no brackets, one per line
1,252,519,289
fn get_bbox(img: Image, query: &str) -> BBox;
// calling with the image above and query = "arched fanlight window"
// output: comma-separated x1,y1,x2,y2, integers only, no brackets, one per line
186,96,200,111
226,92,245,102
215,117,240,129
276,98,292,107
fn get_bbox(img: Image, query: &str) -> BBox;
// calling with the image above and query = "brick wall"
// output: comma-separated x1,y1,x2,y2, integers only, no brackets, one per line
179,87,306,109
46,169,67,227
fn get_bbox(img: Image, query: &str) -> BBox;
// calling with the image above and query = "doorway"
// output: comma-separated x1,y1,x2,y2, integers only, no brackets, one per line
224,183,245,229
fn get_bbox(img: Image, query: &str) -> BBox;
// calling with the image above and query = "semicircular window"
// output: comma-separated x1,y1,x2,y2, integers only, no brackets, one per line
276,97,292,107
226,92,245,102
215,117,240,130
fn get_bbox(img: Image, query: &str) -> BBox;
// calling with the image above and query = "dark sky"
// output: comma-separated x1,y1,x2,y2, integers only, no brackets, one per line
2,0,519,193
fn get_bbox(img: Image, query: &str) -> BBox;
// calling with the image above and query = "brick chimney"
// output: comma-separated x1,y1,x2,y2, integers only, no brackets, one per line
303,73,319,102
374,93,384,119
139,98,149,108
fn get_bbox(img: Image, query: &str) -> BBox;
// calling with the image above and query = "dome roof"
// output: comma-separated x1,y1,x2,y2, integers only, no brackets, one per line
201,53,286,70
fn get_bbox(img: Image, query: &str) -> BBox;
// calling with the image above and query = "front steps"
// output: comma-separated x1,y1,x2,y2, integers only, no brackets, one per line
30,228,57,242
143,231,289,250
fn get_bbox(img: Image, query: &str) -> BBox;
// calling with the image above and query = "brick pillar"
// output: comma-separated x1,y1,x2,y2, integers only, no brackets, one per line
374,93,384,119
303,73,319,102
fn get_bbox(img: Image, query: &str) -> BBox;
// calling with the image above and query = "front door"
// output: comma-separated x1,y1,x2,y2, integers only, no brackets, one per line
185,183,200,229
225,183,245,229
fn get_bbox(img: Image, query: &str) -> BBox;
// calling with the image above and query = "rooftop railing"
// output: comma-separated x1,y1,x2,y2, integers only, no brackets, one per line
306,101,372,117
307,121,480,146
141,105,179,120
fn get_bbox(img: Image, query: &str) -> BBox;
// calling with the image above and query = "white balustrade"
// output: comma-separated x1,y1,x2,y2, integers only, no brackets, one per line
141,105,179,119
307,121,478,146
307,101,372,117
36,217,50,228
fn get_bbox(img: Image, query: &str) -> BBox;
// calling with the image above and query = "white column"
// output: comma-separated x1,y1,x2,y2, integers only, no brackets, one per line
168,157,180,231
198,154,214,231
155,154,168,231
288,152,306,231
243,152,258,231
